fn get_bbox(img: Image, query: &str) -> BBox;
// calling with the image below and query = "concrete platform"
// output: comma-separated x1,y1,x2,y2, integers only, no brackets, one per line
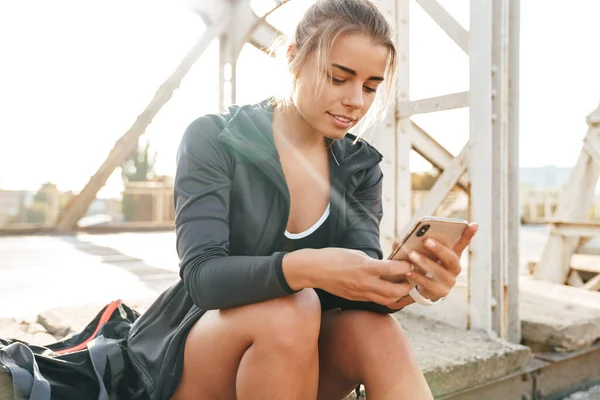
396,313,531,397
519,277,600,352
406,276,600,353
1,298,531,400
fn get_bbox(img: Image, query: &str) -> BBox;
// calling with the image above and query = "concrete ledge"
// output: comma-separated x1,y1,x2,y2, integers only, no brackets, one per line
519,277,600,352
405,276,600,353
396,313,531,398
343,312,530,399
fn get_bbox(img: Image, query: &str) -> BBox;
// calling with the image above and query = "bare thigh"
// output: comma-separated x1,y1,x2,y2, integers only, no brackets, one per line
171,289,321,400
317,309,432,400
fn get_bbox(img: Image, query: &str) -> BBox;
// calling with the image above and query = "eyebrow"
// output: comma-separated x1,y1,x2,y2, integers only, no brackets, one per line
331,63,385,81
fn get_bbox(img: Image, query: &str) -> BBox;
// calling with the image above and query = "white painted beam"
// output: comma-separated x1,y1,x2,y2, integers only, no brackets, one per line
506,0,521,344
468,0,494,336
398,143,470,241
534,110,600,283
549,221,600,237
407,122,469,191
188,0,231,26
395,0,413,237
249,19,284,55
414,0,469,54
399,91,468,118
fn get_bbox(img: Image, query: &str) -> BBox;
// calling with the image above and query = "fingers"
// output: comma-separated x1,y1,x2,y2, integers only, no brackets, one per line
452,222,479,256
422,239,461,276
371,259,414,278
406,271,447,300
408,249,457,287
366,279,411,305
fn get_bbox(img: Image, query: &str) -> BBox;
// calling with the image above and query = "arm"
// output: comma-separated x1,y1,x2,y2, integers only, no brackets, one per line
175,116,296,311
334,164,414,313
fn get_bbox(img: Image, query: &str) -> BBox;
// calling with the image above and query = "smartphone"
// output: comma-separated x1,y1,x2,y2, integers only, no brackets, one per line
383,216,469,282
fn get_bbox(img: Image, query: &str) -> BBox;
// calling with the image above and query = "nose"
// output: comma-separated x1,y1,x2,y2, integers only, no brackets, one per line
342,83,365,109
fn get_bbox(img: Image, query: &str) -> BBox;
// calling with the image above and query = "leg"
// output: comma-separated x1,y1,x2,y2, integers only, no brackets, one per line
317,310,433,400
171,289,321,400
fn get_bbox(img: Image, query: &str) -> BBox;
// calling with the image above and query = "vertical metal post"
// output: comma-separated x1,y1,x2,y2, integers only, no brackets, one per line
468,0,495,336
379,0,410,255
218,32,237,113
507,0,521,344
395,0,413,237
491,0,511,340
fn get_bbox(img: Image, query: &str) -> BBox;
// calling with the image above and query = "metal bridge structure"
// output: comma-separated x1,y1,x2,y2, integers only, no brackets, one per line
50,0,522,343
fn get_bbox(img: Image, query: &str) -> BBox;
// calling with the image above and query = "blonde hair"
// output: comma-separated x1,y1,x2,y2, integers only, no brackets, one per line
273,0,398,139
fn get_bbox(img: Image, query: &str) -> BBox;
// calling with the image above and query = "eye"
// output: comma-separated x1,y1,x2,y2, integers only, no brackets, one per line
364,86,377,93
331,77,345,85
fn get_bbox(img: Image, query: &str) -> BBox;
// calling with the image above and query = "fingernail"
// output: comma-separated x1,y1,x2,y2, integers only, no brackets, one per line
409,251,420,261
425,239,435,248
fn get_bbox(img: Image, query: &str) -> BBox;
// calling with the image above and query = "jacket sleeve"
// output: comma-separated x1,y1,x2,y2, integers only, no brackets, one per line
174,116,296,311
334,163,398,314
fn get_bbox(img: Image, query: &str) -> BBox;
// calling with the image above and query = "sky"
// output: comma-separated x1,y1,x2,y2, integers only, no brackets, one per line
0,0,599,198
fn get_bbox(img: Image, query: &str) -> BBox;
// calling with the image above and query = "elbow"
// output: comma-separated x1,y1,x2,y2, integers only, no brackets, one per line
181,260,219,310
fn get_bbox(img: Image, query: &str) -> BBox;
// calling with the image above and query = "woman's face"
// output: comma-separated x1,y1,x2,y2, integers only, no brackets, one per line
291,32,390,140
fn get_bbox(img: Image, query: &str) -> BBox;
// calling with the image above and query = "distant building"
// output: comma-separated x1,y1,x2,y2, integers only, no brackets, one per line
0,190,34,224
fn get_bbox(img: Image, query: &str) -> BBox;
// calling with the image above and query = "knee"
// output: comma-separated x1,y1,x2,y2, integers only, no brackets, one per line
259,288,322,350
344,311,408,352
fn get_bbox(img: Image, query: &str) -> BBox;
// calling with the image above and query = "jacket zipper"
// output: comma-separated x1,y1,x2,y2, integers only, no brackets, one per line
54,299,123,355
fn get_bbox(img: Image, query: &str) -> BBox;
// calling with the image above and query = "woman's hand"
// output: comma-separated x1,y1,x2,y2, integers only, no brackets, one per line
283,248,413,306
405,223,479,301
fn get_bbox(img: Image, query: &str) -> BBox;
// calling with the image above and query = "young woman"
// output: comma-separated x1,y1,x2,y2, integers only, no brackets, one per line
125,1,478,399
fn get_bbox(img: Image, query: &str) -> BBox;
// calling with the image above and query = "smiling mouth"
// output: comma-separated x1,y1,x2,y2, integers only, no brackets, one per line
328,113,354,123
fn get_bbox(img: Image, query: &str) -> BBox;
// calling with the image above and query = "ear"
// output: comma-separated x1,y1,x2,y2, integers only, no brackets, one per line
286,43,297,64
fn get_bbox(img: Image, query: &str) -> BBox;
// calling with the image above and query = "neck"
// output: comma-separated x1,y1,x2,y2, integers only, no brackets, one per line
273,101,325,151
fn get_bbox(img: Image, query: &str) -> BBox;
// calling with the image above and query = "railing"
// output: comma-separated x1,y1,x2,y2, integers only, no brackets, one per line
0,181,175,234
4,183,600,234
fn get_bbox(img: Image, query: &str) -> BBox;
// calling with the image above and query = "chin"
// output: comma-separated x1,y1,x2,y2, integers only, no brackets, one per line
322,129,348,141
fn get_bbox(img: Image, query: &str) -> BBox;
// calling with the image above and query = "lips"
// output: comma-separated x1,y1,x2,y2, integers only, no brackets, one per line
328,113,355,123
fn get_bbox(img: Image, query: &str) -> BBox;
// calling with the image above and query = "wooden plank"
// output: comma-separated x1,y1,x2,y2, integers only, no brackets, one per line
55,16,230,231
468,0,494,336
398,91,468,118
414,0,469,54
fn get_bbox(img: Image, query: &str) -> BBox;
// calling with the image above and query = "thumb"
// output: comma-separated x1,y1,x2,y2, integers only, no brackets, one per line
453,223,479,256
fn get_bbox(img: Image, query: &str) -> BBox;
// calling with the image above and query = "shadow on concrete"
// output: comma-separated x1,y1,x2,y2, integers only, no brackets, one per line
59,235,179,293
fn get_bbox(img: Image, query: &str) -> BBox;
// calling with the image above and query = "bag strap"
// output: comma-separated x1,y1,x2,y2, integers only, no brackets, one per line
86,336,125,400
0,342,51,400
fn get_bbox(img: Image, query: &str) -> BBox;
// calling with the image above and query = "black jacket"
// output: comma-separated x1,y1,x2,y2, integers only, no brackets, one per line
126,99,394,400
